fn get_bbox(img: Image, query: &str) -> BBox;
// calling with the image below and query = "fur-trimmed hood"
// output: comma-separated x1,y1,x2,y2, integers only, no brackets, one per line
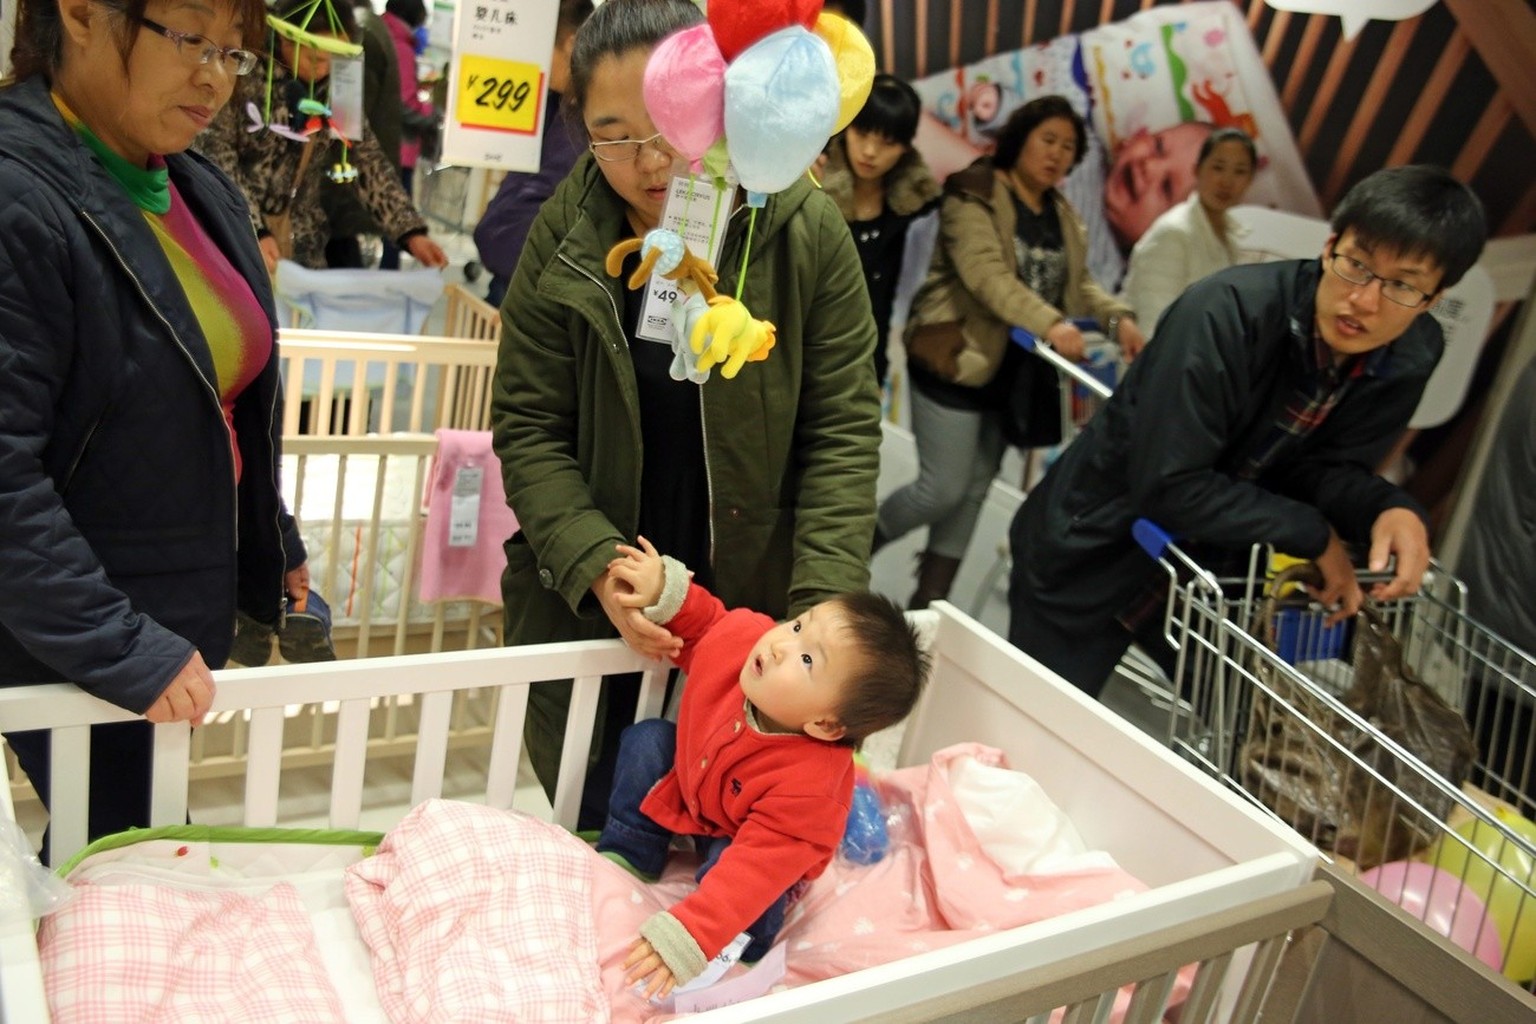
819,133,941,220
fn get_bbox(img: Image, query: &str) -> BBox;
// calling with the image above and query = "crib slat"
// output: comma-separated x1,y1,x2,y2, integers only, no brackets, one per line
634,666,669,722
47,726,91,868
552,674,602,830
1058,989,1114,1024
1120,969,1178,1024
1227,933,1289,1024
1176,950,1234,1024
329,698,374,829
409,690,455,807
148,723,190,829
243,707,287,827
485,686,530,811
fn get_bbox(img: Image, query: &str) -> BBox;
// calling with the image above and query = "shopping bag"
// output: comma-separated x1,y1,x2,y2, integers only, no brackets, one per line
1239,563,1477,869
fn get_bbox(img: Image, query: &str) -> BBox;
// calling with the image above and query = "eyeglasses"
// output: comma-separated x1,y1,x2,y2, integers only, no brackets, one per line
588,132,675,163
140,17,261,77
1327,251,1433,309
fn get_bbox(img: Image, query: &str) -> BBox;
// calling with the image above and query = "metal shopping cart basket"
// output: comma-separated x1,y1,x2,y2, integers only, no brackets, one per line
1136,526,1536,994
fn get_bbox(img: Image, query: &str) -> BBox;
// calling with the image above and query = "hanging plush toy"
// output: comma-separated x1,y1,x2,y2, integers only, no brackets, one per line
605,230,774,382
256,0,365,183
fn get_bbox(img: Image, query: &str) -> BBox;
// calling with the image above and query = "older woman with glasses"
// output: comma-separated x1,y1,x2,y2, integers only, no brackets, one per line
491,0,882,830
196,0,448,271
0,0,310,848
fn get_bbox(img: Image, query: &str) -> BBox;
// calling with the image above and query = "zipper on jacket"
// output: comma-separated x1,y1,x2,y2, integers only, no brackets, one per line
79,208,245,619
557,249,721,570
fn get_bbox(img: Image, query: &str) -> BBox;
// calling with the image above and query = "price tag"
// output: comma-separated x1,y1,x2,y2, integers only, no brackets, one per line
636,173,739,344
448,466,484,547
455,54,544,135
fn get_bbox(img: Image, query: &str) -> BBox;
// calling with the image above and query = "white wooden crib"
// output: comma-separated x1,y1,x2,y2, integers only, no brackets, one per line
0,603,1326,1023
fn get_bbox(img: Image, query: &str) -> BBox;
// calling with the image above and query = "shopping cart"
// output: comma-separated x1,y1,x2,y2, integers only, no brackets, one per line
1136,524,1536,994
417,162,483,282
1011,320,1120,477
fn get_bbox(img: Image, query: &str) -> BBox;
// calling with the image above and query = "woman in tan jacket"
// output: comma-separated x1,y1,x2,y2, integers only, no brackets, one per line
876,96,1141,608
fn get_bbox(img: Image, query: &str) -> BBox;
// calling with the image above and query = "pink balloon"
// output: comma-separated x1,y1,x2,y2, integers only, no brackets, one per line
643,25,727,170
1359,861,1504,969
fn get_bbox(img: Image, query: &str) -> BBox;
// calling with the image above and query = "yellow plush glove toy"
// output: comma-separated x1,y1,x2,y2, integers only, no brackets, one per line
605,229,777,382
690,296,776,379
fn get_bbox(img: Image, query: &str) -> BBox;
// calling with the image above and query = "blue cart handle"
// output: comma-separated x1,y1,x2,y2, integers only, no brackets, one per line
1132,518,1176,559
1008,322,1114,400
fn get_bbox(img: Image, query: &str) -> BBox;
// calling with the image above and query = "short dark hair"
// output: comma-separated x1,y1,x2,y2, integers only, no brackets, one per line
565,0,704,129
828,592,929,742
992,95,1088,173
384,0,428,29
1330,164,1487,290
557,0,596,40
1197,126,1257,170
849,73,921,146
9,0,267,80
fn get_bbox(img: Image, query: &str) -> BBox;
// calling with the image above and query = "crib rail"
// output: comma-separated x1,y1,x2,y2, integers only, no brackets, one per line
278,329,498,436
0,641,667,868
442,282,501,343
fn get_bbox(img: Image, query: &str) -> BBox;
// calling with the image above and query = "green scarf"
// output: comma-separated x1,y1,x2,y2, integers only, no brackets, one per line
52,92,171,214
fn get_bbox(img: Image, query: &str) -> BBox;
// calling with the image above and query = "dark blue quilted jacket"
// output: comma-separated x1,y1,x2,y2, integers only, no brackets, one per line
0,77,294,712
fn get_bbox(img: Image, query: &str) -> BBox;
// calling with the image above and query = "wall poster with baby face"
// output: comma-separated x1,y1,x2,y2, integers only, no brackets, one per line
909,1,1321,290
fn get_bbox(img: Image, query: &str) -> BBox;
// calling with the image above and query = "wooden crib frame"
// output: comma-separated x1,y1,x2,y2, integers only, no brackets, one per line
0,604,1326,1023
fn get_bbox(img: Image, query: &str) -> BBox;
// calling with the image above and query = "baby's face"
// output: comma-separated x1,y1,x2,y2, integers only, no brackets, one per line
739,601,855,738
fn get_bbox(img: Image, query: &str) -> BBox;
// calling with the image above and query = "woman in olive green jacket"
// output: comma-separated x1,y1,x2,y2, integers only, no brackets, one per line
490,0,881,827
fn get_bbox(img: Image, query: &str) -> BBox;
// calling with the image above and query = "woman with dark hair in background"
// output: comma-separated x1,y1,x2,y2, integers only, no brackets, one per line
491,0,881,829
875,95,1138,610
197,0,448,271
821,72,941,389
0,0,308,846
1121,126,1257,337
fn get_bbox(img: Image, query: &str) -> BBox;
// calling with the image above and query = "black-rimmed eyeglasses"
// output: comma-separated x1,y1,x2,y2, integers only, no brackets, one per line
140,17,261,77
1327,251,1434,309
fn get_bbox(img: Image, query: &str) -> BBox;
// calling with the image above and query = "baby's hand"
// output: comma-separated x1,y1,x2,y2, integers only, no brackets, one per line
624,937,677,1000
608,535,666,609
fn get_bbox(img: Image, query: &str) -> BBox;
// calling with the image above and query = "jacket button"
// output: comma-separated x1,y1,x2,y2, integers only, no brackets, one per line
700,757,709,769
728,507,741,518
733,721,741,733
538,568,554,588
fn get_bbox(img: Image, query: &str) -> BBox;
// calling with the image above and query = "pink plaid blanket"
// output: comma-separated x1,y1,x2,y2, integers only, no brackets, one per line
38,880,346,1023
345,799,608,1024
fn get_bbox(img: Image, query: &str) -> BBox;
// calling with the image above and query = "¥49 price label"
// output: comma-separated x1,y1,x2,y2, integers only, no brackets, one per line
456,55,543,134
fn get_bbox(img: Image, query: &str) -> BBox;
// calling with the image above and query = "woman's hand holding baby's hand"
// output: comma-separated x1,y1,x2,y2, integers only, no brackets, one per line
608,535,665,607
594,537,681,660
624,937,677,1000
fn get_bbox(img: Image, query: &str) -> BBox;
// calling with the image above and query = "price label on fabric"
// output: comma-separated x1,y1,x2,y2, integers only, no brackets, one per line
636,172,740,345
455,55,542,134
448,466,484,547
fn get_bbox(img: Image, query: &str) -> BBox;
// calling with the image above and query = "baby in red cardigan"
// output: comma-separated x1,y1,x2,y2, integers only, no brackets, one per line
597,537,928,999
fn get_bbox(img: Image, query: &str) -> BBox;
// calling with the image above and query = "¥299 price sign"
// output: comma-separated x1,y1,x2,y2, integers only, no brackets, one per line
455,55,544,135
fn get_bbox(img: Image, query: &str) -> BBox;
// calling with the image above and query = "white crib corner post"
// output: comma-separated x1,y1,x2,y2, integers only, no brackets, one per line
46,725,90,868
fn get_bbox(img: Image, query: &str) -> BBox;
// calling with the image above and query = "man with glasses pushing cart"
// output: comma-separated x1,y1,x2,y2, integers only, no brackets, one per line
1006,164,1487,699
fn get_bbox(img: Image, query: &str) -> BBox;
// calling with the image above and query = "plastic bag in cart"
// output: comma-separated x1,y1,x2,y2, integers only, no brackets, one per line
1239,563,1479,870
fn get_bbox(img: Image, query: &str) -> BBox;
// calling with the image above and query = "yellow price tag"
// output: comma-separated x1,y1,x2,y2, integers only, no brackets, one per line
456,55,544,135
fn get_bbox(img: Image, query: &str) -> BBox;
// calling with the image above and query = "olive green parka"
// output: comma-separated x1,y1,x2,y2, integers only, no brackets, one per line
492,154,882,644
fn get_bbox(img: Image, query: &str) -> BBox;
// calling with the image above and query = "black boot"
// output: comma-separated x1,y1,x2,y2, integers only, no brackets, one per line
909,551,962,610
871,521,892,557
